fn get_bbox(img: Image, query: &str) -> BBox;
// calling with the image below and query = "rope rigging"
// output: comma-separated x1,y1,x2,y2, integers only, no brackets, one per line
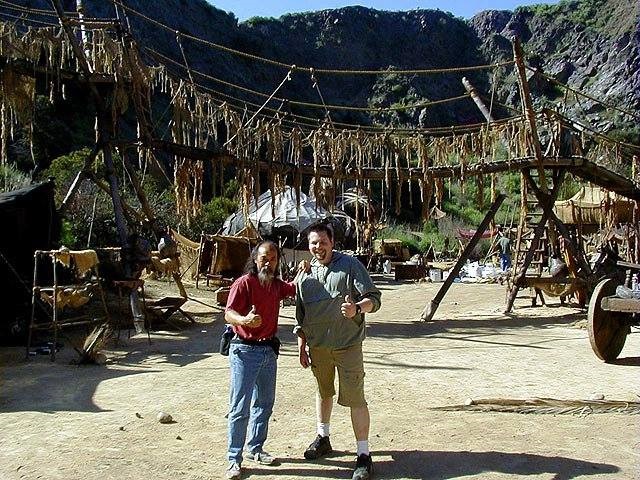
3,0,634,136
112,0,514,77
223,67,293,147
0,4,637,230
526,65,640,121
142,45,473,115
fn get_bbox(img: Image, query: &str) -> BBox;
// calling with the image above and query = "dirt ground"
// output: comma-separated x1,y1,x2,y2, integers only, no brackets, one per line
1,275,638,480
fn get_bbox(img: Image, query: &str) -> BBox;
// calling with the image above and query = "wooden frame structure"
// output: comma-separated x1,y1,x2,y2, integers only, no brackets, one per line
1,3,639,322
28,249,110,361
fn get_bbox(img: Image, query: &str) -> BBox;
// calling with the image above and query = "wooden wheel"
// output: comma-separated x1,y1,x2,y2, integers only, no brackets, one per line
587,278,630,362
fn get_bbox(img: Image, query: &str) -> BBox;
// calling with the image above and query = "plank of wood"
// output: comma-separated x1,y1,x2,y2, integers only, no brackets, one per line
520,276,583,286
601,296,640,313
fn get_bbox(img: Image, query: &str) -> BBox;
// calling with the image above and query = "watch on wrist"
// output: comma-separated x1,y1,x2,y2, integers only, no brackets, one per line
355,304,362,315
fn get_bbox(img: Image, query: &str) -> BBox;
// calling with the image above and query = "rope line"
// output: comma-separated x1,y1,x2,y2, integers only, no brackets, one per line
551,111,640,152
0,11,58,27
7,11,633,158
223,68,293,146
113,0,513,77
0,0,73,17
152,56,517,135
144,46,470,113
175,32,194,85
526,65,640,121
310,68,334,128
150,57,522,136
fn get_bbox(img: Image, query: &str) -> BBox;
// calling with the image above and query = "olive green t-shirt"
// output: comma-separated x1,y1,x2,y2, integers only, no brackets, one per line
295,251,382,349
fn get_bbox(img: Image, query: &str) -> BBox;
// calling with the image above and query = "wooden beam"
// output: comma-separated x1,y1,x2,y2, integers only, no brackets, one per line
139,136,585,181
512,37,548,192
462,77,495,122
601,297,640,313
572,159,640,201
58,144,101,216
421,193,506,322
84,171,145,223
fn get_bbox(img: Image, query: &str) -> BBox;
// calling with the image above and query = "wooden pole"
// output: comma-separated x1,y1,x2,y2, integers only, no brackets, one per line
58,144,101,216
50,2,151,331
84,171,145,223
421,193,505,322
512,37,548,193
462,77,495,122
51,0,100,101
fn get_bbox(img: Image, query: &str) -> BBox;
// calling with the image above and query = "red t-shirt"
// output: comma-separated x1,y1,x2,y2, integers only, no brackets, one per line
225,274,296,340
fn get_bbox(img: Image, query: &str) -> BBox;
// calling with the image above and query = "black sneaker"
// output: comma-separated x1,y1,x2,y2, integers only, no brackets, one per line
304,434,332,460
352,453,373,480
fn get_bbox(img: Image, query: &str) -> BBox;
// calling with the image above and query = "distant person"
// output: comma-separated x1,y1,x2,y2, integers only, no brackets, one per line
497,228,512,272
223,241,296,480
295,222,382,480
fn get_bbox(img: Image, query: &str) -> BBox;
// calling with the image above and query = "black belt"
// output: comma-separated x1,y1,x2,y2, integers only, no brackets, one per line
231,336,281,356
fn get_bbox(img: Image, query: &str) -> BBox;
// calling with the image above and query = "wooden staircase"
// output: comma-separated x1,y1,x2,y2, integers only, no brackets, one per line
505,169,561,310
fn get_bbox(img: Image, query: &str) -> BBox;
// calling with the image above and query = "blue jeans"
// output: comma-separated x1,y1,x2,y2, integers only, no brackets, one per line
227,343,277,463
500,253,512,271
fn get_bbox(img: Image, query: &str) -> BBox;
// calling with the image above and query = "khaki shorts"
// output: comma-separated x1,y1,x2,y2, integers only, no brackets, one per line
309,343,366,407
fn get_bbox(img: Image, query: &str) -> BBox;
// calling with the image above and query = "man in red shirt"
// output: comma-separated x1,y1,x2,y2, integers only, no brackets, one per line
223,241,295,479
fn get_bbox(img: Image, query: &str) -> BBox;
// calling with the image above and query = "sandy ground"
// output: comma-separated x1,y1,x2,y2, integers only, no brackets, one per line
1,275,639,480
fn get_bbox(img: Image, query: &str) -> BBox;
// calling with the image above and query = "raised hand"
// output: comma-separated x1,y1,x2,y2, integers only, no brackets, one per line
297,259,311,273
244,305,262,327
340,294,357,319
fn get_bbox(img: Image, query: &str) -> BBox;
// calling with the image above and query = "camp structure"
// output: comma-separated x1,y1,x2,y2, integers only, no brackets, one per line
0,181,60,342
0,4,639,334
222,186,354,249
194,231,258,289
554,185,635,232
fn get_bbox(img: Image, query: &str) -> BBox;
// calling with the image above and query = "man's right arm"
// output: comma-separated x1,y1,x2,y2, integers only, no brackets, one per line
225,277,262,328
225,307,262,328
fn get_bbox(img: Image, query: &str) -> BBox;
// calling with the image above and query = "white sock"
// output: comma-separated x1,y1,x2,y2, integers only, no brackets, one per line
356,440,369,456
317,422,330,437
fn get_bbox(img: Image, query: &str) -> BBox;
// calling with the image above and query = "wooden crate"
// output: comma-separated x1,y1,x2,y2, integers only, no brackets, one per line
394,263,426,281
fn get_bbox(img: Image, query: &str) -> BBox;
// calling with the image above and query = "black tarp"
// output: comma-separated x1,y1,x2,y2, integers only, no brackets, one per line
0,181,60,342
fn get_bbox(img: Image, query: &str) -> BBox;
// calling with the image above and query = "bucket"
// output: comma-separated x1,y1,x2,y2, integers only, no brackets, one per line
429,268,442,282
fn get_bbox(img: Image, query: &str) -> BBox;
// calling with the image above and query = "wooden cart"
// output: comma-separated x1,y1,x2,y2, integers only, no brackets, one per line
587,261,640,361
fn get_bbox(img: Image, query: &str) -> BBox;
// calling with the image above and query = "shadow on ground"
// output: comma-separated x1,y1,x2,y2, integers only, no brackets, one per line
248,449,619,479
0,314,225,414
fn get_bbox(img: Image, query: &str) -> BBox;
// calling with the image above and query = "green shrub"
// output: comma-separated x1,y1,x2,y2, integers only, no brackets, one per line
183,196,238,239
0,163,31,192
42,148,92,204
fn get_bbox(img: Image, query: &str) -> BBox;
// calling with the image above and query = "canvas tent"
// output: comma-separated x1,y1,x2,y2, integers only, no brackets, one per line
195,232,258,288
222,187,354,247
0,181,59,341
554,186,635,226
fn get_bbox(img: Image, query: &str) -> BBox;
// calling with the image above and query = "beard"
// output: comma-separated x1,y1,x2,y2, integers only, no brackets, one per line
258,267,275,287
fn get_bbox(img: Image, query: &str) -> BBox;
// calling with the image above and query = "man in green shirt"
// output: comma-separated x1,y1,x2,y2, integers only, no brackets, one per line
497,227,512,271
295,222,382,480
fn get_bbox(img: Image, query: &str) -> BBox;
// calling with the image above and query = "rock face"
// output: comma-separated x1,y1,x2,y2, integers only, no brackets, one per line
12,0,640,130
469,0,639,132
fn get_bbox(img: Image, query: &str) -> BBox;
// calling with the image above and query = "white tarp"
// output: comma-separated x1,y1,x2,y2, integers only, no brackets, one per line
222,187,353,238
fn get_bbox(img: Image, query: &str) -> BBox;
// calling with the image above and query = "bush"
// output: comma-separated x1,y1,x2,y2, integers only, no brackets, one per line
181,196,238,239
0,163,31,192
